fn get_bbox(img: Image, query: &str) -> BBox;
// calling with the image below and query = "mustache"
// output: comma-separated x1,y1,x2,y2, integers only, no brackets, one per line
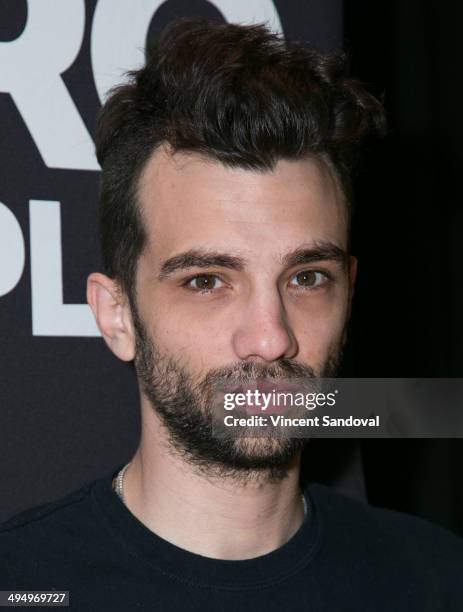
195,359,316,394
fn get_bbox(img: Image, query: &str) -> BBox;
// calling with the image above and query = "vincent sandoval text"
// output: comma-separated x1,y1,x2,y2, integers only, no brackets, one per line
223,415,380,427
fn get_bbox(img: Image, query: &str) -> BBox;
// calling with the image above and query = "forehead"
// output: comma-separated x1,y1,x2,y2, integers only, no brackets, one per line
137,147,348,261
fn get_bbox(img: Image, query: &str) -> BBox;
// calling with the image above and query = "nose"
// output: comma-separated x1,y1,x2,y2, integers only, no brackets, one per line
232,289,298,363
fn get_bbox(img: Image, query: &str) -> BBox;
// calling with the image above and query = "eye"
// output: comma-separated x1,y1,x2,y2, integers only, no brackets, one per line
289,270,330,290
185,274,224,293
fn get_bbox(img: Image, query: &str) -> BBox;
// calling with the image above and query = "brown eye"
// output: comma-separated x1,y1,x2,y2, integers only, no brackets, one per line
187,274,223,291
289,270,328,289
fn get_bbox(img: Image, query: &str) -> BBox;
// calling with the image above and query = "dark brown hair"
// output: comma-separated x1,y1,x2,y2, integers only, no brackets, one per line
95,18,385,301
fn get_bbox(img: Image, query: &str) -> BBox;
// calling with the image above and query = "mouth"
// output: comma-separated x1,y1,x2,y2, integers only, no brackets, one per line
230,378,303,415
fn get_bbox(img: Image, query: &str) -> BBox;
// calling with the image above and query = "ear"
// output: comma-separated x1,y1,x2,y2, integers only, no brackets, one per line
349,255,358,293
87,272,135,361
340,256,358,349
345,255,358,324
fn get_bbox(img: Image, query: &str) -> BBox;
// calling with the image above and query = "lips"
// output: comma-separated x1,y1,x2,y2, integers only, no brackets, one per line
234,379,302,415
242,378,299,394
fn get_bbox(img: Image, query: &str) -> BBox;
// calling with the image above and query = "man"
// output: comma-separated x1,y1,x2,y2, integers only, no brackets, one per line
1,19,462,611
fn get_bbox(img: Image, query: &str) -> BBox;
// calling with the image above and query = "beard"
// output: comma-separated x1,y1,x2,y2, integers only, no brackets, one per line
132,303,343,483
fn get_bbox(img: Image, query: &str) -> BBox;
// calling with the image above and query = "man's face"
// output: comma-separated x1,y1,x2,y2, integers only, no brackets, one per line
130,148,355,477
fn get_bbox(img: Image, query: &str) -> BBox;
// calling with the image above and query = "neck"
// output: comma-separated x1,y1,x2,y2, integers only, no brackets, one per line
118,407,306,561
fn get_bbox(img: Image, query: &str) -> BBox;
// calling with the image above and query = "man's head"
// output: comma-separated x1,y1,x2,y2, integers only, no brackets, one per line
87,19,385,479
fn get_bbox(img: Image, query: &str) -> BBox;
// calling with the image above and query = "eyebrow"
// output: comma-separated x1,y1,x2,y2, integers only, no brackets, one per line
281,242,348,268
157,241,348,280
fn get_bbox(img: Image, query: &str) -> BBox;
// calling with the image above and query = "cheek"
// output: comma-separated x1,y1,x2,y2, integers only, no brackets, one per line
148,302,233,369
290,295,348,361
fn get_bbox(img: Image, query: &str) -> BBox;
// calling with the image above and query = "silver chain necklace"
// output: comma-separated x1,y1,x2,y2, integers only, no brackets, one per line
114,461,130,505
114,461,308,518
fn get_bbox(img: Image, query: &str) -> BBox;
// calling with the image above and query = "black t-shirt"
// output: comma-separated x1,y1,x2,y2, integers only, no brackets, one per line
1,465,462,611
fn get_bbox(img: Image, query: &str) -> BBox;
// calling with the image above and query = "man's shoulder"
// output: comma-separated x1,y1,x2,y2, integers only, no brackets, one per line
309,482,463,566
0,478,99,549
0,476,112,587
